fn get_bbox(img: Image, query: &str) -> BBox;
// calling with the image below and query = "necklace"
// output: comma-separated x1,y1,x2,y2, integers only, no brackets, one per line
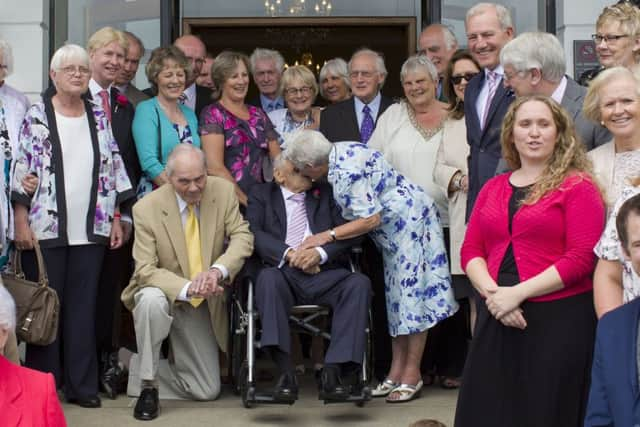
406,101,444,140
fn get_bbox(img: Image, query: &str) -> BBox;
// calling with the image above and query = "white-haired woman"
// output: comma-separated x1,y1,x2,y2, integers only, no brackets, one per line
0,285,67,426
11,44,134,408
319,58,351,104
0,40,35,262
369,55,465,391
285,129,458,403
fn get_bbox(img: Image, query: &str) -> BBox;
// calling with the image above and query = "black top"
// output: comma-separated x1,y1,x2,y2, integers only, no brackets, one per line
496,183,532,287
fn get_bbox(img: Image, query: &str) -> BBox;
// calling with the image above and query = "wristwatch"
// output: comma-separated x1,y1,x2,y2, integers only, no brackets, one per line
329,229,337,242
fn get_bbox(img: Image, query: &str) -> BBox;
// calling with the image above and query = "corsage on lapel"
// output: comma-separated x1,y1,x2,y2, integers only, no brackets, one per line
115,93,129,114
311,187,321,199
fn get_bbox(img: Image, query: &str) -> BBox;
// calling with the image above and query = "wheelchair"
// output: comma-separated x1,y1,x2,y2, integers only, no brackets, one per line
227,248,374,408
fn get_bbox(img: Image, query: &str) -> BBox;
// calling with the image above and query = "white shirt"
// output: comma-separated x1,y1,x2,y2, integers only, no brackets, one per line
475,65,504,127
182,83,197,111
55,112,94,245
89,79,112,108
175,193,230,302
279,186,328,268
550,76,568,104
354,92,382,130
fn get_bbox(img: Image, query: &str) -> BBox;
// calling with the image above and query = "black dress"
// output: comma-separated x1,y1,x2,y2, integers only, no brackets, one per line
454,183,597,427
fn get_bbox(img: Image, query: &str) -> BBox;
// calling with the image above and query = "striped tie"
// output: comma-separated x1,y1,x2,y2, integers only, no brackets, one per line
285,193,308,249
481,70,499,129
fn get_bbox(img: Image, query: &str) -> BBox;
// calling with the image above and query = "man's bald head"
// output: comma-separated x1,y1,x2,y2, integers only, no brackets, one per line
174,35,206,87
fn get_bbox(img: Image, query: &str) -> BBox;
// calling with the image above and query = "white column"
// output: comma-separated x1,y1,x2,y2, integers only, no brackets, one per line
0,0,49,102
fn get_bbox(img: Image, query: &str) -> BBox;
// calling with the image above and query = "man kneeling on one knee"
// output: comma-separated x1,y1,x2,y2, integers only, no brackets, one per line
246,155,372,401
121,145,253,420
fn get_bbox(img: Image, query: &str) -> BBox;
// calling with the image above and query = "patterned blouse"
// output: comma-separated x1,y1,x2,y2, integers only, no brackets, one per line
199,102,278,194
594,185,640,303
11,95,134,247
173,123,194,145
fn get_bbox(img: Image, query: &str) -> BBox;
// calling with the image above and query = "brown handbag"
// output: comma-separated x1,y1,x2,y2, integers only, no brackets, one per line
2,240,59,345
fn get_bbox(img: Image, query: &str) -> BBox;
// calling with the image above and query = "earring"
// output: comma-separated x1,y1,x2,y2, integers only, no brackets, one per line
600,120,605,126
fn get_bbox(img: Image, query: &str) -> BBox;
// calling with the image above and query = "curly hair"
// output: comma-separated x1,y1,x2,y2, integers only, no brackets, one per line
500,95,596,205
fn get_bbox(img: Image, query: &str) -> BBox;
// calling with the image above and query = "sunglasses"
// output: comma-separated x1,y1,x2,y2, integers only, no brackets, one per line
451,72,479,85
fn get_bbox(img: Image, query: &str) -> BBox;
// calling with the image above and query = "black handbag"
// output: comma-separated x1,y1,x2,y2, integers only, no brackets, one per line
2,240,59,345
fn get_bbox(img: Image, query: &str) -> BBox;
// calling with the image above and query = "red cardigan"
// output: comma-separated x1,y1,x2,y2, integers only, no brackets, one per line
0,355,67,427
461,172,605,302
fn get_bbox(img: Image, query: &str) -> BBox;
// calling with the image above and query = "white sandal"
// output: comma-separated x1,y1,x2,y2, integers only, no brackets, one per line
385,380,424,403
371,378,400,397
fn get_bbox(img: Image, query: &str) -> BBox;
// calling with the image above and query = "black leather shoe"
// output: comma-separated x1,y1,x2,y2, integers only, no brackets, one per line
68,395,101,408
273,372,298,402
100,351,127,399
320,365,349,400
134,388,159,421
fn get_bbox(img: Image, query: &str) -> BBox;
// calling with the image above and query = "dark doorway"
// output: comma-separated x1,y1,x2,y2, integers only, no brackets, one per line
184,17,417,100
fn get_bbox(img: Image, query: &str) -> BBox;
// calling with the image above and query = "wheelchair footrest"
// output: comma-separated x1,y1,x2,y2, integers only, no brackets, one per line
319,386,372,404
247,390,296,405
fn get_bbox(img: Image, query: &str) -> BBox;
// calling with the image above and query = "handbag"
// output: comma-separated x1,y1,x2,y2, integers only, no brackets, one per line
2,240,59,345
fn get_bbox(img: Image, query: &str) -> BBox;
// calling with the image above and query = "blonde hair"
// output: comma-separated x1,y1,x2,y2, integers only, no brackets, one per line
280,65,319,100
501,95,595,205
87,26,128,54
597,2,640,62
583,66,640,123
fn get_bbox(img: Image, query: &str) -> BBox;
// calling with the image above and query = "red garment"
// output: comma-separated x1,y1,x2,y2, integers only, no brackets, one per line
461,172,605,302
0,355,67,427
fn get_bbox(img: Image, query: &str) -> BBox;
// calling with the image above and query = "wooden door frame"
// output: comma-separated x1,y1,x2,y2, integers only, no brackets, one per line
183,16,417,57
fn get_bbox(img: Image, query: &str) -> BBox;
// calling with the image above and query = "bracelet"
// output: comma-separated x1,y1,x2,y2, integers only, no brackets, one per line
328,229,337,242
455,174,465,190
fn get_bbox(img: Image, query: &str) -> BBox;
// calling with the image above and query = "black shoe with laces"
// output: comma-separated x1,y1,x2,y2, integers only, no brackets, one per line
134,388,159,421
320,365,349,400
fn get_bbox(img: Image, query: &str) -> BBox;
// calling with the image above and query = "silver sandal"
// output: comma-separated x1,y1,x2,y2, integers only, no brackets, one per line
371,378,400,397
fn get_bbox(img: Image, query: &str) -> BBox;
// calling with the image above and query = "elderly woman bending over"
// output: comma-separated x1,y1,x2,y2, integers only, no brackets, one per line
11,44,134,408
285,130,458,403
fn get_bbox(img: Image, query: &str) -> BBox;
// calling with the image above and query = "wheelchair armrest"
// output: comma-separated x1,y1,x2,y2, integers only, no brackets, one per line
349,245,363,273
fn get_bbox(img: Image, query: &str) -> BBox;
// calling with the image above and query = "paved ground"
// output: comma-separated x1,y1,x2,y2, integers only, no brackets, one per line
62,379,458,427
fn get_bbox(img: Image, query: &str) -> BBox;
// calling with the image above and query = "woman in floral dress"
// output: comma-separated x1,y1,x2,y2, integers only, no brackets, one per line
199,51,280,208
285,129,458,403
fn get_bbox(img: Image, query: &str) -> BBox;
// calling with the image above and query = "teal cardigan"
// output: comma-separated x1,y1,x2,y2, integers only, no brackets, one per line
132,97,201,180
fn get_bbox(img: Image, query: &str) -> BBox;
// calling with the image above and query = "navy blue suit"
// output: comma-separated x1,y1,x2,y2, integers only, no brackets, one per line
585,298,640,427
246,182,371,364
464,72,514,220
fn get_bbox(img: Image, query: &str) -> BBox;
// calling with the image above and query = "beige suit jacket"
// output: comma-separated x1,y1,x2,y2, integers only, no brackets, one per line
121,177,254,352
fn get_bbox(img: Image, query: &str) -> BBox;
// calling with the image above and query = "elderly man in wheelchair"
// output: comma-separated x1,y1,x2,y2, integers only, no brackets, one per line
242,155,372,404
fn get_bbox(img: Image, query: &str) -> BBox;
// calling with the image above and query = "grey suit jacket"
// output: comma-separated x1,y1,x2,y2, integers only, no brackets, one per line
124,84,150,108
495,77,611,175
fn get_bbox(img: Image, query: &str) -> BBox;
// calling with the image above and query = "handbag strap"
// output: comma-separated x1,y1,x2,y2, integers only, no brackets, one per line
13,240,49,287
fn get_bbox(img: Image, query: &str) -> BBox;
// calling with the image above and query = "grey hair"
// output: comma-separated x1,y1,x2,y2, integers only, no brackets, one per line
282,130,333,169
319,58,351,97
0,285,16,332
349,48,388,86
249,48,285,75
50,44,90,72
272,154,287,171
165,144,207,176
465,3,514,31
124,31,145,55
400,55,438,83
0,40,14,78
421,24,459,51
500,32,565,83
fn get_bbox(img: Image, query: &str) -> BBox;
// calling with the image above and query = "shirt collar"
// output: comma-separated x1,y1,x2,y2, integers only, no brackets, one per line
261,94,284,109
114,83,128,94
550,76,568,104
354,91,381,112
89,78,112,99
184,83,196,100
175,192,196,214
485,65,504,78
280,186,304,200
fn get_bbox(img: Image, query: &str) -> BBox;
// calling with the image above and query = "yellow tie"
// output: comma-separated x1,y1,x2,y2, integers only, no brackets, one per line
186,204,204,308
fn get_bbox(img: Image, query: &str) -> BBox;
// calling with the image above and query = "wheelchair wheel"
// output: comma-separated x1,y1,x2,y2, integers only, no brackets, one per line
239,361,252,408
230,293,247,395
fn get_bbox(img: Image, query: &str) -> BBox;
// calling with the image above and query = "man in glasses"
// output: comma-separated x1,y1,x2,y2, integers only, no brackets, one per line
578,2,640,86
172,35,212,118
418,24,458,102
500,32,610,154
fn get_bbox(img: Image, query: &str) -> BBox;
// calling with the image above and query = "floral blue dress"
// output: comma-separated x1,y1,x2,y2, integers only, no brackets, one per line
328,142,458,336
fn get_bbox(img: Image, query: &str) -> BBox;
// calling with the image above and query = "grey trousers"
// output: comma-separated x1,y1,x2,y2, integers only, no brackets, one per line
127,286,220,400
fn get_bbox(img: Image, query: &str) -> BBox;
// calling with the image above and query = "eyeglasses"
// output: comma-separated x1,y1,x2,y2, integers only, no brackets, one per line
591,34,629,44
349,70,376,79
451,72,479,85
59,65,91,76
285,86,312,96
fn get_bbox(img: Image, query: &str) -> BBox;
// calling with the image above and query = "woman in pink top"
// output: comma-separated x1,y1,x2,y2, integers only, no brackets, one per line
454,95,605,427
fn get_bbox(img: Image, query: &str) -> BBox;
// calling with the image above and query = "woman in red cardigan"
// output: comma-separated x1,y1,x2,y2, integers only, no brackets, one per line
454,95,605,427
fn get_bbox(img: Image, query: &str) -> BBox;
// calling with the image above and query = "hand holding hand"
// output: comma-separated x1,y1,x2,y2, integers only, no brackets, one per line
189,269,224,298
498,308,527,329
21,174,38,196
486,286,525,320
290,248,321,271
299,232,331,250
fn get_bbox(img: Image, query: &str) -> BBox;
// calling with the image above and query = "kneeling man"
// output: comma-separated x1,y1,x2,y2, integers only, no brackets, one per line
246,155,371,402
121,145,253,420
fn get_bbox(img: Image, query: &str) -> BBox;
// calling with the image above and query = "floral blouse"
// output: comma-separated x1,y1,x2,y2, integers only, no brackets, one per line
199,102,278,194
594,185,640,303
11,96,134,247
